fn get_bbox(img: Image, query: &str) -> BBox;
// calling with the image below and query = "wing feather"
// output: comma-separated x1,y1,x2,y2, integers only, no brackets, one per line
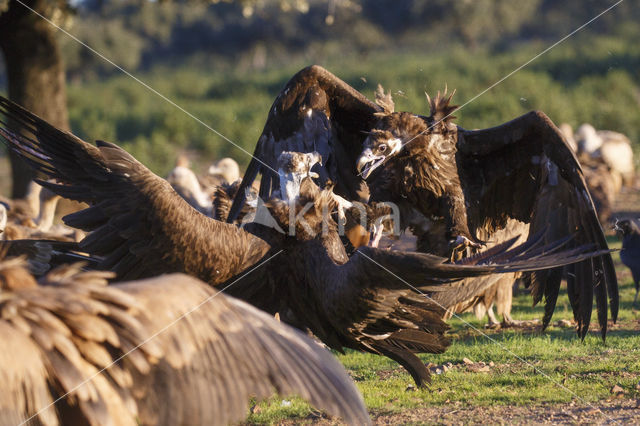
458,111,618,337
227,65,382,222
1,262,370,425
0,96,271,285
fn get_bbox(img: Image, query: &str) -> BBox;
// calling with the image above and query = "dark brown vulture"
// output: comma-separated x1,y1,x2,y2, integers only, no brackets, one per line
0,258,370,425
614,219,640,306
229,167,606,387
223,65,617,337
0,96,609,387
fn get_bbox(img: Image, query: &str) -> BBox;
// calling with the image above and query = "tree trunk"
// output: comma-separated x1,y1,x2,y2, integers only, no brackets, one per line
0,0,69,198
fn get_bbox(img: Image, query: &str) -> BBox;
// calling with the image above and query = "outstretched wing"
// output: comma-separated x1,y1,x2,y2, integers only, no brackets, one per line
0,262,369,425
0,96,271,284
280,234,605,387
457,110,618,338
119,273,370,426
227,65,382,222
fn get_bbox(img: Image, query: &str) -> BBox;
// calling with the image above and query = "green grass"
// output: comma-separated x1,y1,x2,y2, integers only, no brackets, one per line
247,241,640,423
58,28,640,179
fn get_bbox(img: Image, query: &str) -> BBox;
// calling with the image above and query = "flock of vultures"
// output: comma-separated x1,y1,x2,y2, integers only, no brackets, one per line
0,65,636,425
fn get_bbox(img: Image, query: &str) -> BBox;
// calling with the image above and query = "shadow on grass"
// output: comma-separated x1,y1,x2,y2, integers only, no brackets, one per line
448,322,638,348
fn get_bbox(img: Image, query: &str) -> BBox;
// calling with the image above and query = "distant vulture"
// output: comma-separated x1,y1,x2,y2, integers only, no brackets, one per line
0,95,611,386
224,66,617,336
578,155,617,225
0,258,369,425
208,157,241,185
614,219,640,306
576,123,635,188
166,158,214,216
0,180,42,225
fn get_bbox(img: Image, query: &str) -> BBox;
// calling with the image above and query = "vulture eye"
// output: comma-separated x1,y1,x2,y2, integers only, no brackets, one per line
379,145,387,153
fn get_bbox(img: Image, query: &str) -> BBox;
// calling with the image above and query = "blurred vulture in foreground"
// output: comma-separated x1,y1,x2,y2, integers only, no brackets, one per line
0,258,369,425
0,96,611,387
224,66,617,337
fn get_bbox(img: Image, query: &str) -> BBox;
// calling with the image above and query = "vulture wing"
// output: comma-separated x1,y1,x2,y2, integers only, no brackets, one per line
227,65,382,222
0,239,83,276
286,234,605,386
0,96,271,284
457,111,618,338
0,262,369,425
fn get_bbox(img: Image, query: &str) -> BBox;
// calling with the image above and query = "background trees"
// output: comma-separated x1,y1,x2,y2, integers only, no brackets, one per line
1,0,639,193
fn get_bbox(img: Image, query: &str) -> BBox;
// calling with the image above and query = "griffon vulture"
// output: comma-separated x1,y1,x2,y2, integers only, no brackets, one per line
0,258,370,425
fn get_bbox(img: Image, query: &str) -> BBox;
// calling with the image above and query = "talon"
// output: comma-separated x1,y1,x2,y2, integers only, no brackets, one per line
331,194,352,224
449,235,484,261
370,223,384,248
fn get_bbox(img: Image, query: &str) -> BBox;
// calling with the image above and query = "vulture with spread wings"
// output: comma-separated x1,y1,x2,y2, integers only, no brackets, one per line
225,65,617,338
0,258,370,426
0,95,610,387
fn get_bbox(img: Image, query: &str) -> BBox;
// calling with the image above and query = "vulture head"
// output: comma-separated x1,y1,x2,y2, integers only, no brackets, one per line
614,218,639,237
0,203,6,237
277,151,323,202
208,157,240,184
356,88,458,179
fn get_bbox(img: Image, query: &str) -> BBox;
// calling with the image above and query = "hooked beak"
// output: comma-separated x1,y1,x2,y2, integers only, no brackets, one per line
307,152,323,179
613,219,621,232
308,151,323,168
356,148,385,180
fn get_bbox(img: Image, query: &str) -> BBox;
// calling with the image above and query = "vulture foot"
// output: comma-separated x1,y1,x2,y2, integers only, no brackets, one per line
370,223,385,248
449,235,483,262
332,193,353,224
484,305,501,329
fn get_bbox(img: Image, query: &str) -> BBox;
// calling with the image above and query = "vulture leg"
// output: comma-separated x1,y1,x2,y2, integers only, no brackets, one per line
331,193,353,224
370,222,384,248
449,236,481,262
485,305,501,329
501,312,526,328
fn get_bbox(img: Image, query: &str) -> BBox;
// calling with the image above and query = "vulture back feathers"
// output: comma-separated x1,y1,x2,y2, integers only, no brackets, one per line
0,259,370,425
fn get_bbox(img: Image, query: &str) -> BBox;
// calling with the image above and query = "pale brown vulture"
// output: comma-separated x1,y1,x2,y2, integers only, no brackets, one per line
221,66,617,338
0,258,370,425
0,96,609,387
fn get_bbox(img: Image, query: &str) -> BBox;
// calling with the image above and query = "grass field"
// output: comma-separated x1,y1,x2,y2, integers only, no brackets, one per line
246,237,640,424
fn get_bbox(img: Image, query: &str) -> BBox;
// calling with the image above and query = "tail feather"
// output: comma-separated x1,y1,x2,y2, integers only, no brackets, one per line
375,345,431,388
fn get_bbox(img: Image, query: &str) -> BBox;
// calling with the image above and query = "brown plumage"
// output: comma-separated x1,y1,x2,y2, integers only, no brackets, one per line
226,65,384,221
0,180,42,225
220,66,616,338
0,95,610,387
211,180,256,222
0,98,272,285
0,239,89,277
359,103,618,337
243,174,609,385
0,258,370,425
578,153,617,225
